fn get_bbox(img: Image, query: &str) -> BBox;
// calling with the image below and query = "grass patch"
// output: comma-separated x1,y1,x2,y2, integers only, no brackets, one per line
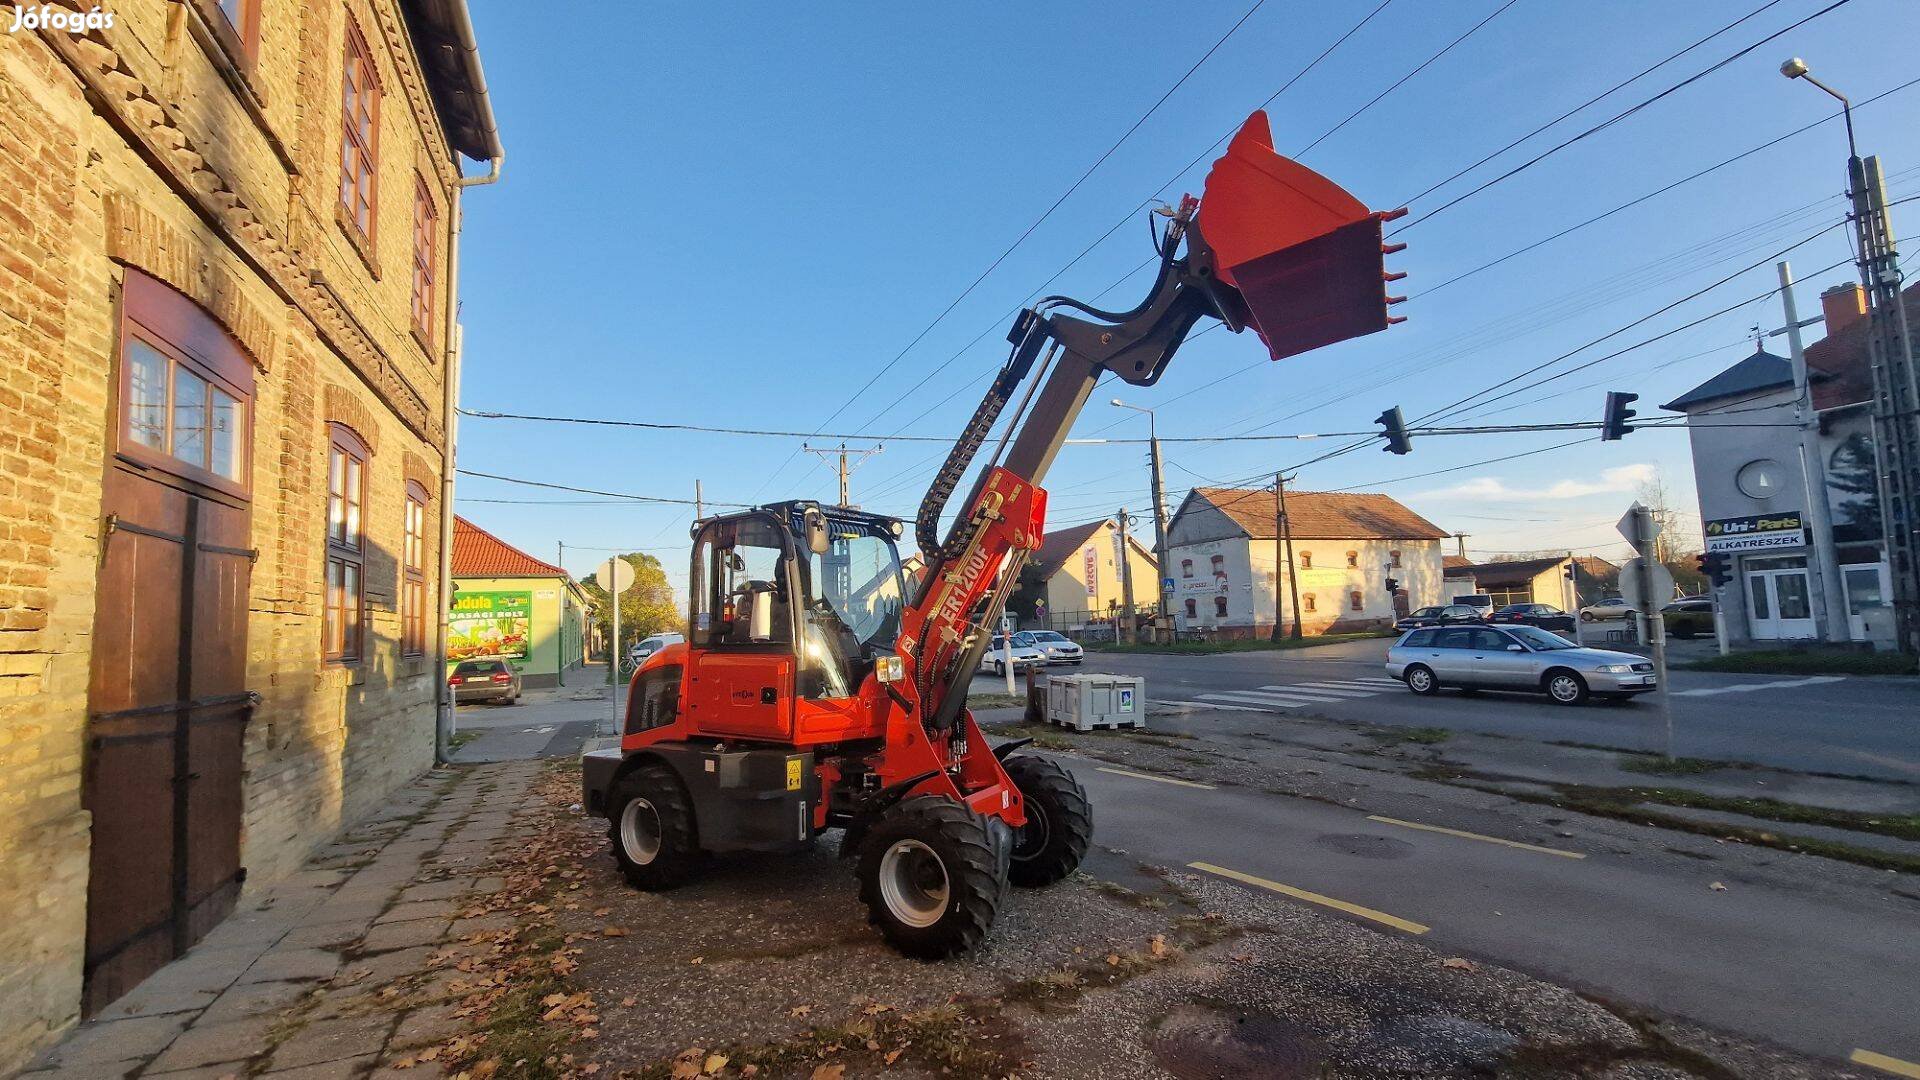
1682,648,1916,676
1366,725,1451,746
1616,754,1723,777
965,692,1028,710
1087,631,1393,655
991,722,1076,751
1618,785,1920,842
447,730,482,751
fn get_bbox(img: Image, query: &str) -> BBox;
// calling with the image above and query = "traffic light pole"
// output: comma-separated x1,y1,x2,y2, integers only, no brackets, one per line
1777,260,1850,642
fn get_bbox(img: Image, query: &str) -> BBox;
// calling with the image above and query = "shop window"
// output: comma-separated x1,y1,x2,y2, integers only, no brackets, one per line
1346,550,1359,568
402,480,428,657
1350,590,1364,611
1299,551,1312,569
1303,594,1317,613
1213,596,1228,618
340,13,381,246
325,424,369,662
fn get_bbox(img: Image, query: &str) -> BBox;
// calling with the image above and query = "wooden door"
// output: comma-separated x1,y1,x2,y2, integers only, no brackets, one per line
83,468,254,1014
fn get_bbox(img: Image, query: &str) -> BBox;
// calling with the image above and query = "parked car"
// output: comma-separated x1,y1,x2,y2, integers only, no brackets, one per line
1394,605,1486,630
1451,594,1494,614
1578,596,1637,623
1486,603,1577,632
1662,597,1713,639
1385,623,1656,706
1015,629,1084,665
448,658,522,705
979,634,1046,676
629,632,685,666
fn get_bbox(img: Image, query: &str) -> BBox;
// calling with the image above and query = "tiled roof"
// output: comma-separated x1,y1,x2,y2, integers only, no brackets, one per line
1450,556,1566,580
1804,280,1917,412
1033,519,1110,579
1181,488,1449,541
451,516,567,578
1442,555,1473,571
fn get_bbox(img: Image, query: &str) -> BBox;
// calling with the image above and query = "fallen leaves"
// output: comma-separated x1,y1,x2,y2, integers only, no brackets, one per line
1442,957,1475,972
600,926,629,937
1148,934,1168,958
810,1064,846,1080
1709,881,1728,892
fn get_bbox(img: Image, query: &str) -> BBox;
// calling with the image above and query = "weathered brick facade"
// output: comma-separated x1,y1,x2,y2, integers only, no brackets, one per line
0,2,497,1070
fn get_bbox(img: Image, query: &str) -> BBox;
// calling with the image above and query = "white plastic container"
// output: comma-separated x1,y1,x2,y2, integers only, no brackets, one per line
1045,673,1146,731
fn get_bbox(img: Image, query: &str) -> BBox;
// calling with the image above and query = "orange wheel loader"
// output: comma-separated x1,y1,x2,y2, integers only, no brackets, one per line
580,111,1407,957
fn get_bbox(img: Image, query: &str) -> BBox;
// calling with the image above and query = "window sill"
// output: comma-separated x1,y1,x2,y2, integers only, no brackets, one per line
410,324,436,363
335,205,380,280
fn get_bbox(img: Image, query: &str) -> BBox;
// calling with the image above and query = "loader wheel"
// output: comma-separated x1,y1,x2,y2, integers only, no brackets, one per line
608,763,699,890
858,795,1007,959
1002,756,1092,887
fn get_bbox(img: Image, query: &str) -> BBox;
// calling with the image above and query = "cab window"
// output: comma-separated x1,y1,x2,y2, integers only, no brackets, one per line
690,515,795,648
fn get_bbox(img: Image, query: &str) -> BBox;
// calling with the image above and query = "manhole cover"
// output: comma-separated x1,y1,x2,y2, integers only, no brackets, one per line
1313,833,1416,859
1151,1004,1324,1079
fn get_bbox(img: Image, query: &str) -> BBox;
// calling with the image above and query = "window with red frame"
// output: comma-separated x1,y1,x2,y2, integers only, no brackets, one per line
1213,596,1228,618
340,15,380,244
1184,598,1197,619
325,424,369,662
402,480,428,656
1350,590,1364,612
411,176,436,340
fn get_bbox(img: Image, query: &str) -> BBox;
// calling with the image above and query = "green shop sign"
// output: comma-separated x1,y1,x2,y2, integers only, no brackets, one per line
448,590,532,662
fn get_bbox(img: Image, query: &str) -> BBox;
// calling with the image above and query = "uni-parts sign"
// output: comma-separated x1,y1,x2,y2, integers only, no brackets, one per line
1703,512,1804,554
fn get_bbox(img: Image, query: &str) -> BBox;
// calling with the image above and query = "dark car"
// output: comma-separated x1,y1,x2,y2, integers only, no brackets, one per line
1663,596,1714,639
1487,603,1577,632
449,658,522,705
1394,605,1486,631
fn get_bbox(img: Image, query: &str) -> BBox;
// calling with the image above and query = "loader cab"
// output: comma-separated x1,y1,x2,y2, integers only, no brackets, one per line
686,504,907,740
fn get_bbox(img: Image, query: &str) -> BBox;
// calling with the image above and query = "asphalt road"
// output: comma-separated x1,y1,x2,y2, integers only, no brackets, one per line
1072,639,1920,781
1072,759,1920,1070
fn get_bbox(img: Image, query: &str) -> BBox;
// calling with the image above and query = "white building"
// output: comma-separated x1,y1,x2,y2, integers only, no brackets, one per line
1165,488,1449,637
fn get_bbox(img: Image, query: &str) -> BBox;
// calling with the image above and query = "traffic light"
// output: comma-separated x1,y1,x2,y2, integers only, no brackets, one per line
1697,551,1731,588
1564,562,1576,581
1384,577,1400,596
1376,406,1412,455
1601,391,1639,441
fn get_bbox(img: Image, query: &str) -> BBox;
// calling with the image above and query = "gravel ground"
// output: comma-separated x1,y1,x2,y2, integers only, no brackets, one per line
520,757,1863,1079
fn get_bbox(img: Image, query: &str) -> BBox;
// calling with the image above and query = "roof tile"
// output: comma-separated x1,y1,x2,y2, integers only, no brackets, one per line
451,516,568,578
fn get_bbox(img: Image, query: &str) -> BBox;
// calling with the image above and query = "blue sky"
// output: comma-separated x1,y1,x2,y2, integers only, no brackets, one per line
451,0,1920,598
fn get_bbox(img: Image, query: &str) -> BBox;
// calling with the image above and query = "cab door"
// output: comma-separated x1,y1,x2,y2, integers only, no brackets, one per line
684,514,798,742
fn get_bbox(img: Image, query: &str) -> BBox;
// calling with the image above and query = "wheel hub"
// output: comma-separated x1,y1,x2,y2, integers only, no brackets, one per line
878,839,950,928
1014,800,1052,863
619,797,663,865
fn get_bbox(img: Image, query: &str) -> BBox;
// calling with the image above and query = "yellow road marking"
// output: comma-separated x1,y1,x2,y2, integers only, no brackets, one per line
1854,1049,1920,1078
1095,766,1215,790
1366,815,1586,860
1189,861,1429,935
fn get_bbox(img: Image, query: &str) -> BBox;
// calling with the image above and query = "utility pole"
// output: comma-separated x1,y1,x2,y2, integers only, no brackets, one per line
1453,532,1469,559
1777,261,1850,641
694,479,703,523
1784,58,1919,657
1621,505,1675,758
1270,473,1303,641
1116,509,1137,645
1112,399,1174,642
803,442,884,507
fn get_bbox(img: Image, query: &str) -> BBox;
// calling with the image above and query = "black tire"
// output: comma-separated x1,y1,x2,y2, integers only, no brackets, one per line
1579,611,1596,623
1002,756,1092,888
1404,664,1439,695
608,762,700,890
1544,668,1590,706
857,795,1007,959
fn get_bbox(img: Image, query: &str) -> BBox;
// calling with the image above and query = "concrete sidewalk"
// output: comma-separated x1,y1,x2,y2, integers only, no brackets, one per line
25,762,542,1080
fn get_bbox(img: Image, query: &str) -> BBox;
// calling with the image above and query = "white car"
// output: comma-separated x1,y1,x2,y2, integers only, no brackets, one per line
629,632,685,666
979,634,1046,676
1015,629,1084,665
1578,596,1637,623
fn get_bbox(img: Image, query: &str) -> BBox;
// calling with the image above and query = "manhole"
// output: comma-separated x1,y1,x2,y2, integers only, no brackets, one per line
1150,1003,1325,1079
1313,833,1416,860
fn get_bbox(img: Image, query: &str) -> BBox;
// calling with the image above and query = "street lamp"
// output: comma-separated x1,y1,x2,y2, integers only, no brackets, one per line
1110,399,1171,641
1780,57,1856,159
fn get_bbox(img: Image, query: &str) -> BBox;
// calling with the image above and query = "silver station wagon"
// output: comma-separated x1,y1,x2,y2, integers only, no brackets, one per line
1385,623,1656,706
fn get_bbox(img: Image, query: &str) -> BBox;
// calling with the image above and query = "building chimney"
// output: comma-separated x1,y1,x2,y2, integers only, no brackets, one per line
1821,282,1868,336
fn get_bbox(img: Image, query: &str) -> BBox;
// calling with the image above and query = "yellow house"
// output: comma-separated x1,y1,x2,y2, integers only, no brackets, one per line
1018,518,1160,632
450,517,589,688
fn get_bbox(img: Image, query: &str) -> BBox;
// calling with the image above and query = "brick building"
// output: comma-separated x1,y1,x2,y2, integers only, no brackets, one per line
0,1,502,1068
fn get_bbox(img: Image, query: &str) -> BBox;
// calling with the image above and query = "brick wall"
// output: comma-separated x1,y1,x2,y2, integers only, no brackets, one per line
0,0,476,1069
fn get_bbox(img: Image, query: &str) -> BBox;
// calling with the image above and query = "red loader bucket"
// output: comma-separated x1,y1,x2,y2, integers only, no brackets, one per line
1198,111,1406,361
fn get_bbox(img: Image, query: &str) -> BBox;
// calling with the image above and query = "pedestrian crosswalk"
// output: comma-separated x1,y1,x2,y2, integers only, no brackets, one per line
1156,675,1406,712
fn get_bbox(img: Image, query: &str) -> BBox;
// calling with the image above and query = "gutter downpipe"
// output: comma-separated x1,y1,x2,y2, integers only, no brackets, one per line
434,0,504,764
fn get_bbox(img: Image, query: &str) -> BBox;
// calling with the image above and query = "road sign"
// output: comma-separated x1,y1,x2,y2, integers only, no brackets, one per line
1617,558,1675,615
597,557,635,595
1616,502,1663,548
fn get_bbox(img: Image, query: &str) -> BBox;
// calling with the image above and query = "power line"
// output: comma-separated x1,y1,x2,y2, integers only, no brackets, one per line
457,469,748,508
1390,0,1855,234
